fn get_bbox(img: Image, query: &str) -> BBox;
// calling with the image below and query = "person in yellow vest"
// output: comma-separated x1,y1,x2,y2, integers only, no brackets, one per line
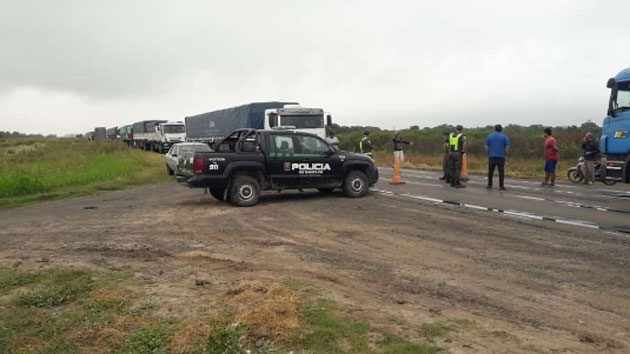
359,130,373,158
448,125,467,188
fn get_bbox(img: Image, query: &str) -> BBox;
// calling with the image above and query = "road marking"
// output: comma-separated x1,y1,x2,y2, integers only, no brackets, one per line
379,169,630,213
371,188,628,235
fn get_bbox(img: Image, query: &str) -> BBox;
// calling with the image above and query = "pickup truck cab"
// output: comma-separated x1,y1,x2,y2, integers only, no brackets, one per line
180,129,378,206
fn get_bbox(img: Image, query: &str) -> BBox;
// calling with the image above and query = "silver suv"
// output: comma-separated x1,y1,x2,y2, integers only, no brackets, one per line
165,143,211,176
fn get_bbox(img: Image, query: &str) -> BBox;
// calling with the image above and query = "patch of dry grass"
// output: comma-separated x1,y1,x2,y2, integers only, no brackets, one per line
226,282,304,343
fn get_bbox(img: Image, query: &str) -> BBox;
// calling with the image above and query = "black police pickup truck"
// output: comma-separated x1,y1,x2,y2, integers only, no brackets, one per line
180,129,379,206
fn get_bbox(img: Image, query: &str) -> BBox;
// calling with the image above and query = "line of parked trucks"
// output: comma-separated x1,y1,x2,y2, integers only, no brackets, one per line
84,101,332,153
84,66,630,186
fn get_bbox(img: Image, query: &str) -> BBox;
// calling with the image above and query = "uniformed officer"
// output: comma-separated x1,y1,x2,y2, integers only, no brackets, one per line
439,130,451,182
360,130,373,158
448,125,466,188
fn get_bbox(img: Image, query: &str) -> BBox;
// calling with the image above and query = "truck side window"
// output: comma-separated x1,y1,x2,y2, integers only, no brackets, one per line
270,135,294,157
268,113,278,128
295,135,330,156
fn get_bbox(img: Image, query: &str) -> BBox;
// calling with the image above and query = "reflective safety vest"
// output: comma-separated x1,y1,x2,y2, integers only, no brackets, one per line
449,133,463,152
360,137,372,156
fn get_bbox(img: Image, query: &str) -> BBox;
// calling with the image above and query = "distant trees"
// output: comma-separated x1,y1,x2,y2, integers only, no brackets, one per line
336,122,602,160
0,131,49,139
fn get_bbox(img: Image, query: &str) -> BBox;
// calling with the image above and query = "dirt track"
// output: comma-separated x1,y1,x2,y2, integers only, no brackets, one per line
1,181,629,353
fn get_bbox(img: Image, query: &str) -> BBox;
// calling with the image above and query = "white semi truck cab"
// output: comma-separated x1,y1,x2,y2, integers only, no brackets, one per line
264,106,332,139
151,122,186,153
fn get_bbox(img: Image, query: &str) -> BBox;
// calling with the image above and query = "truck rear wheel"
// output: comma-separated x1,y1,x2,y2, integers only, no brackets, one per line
229,176,261,207
343,170,369,198
210,189,226,201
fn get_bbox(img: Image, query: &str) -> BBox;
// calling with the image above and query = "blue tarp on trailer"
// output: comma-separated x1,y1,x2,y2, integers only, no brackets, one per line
185,102,298,141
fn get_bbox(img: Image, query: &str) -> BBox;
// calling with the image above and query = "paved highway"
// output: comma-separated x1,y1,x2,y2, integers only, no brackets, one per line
375,167,630,235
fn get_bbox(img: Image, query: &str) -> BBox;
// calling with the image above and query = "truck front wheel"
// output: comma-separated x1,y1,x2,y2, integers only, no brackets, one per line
343,170,369,198
229,176,261,207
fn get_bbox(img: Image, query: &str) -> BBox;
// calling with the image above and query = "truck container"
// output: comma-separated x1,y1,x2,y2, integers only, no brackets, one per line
93,127,106,141
132,120,166,149
185,102,296,142
184,101,333,143
106,127,118,140
118,124,134,146
600,67,630,183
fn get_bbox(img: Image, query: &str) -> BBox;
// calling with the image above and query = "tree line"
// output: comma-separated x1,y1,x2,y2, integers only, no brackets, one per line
0,131,57,139
332,122,602,160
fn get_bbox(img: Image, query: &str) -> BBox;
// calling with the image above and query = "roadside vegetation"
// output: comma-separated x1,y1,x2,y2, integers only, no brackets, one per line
0,266,458,354
335,122,600,179
0,138,170,209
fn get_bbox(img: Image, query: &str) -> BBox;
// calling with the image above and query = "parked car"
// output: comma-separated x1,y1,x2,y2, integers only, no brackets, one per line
165,143,212,176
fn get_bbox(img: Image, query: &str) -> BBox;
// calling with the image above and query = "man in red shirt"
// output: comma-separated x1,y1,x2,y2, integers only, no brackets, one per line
542,128,560,187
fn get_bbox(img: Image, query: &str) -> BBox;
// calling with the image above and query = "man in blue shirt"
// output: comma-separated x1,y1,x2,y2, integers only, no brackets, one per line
485,125,510,190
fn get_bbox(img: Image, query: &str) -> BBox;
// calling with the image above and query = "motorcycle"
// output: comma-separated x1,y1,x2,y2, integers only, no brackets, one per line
567,157,617,185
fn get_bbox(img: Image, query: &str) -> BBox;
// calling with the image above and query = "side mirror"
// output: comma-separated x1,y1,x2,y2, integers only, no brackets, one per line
606,78,616,89
326,115,332,126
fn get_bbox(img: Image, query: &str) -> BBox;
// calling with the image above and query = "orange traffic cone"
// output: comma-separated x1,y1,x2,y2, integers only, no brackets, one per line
390,153,405,184
460,153,469,181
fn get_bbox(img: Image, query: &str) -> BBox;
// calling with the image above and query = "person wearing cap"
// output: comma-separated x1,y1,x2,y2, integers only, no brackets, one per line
359,130,373,158
448,125,466,188
439,130,451,182
392,131,411,164
581,132,600,185
484,124,510,190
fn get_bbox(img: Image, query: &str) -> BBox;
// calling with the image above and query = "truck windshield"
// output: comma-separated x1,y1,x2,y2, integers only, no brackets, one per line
164,125,185,134
280,115,324,129
614,82,630,110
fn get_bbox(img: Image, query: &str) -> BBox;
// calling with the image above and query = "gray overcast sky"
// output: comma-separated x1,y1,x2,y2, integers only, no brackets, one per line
0,0,629,135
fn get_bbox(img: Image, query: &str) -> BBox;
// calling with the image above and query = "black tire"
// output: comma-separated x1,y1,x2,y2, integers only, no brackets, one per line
317,188,335,193
567,168,582,183
166,165,174,176
343,170,369,198
210,189,226,201
601,177,617,186
229,176,261,207
158,145,163,154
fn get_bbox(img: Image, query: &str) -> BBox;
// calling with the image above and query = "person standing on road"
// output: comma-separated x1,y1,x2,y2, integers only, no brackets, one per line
326,130,340,151
392,132,411,164
439,130,451,182
484,125,510,190
542,128,560,187
581,133,600,185
448,125,466,188
360,130,373,158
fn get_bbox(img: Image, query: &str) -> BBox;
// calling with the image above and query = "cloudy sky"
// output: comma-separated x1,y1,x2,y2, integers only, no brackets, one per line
0,0,628,135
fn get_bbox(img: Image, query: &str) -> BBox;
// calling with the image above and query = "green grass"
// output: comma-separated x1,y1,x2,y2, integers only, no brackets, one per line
15,269,93,307
302,298,442,354
121,325,174,354
0,268,40,291
0,138,170,209
419,321,452,341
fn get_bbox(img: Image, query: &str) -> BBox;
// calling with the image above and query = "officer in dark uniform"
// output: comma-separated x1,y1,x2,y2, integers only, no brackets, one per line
360,130,373,158
448,125,466,188
439,130,451,182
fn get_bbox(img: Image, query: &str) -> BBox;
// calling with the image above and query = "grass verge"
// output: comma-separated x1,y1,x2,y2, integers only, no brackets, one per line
0,138,170,209
0,269,449,354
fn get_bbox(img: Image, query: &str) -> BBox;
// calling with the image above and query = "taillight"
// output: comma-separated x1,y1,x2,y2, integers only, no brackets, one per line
193,158,206,175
